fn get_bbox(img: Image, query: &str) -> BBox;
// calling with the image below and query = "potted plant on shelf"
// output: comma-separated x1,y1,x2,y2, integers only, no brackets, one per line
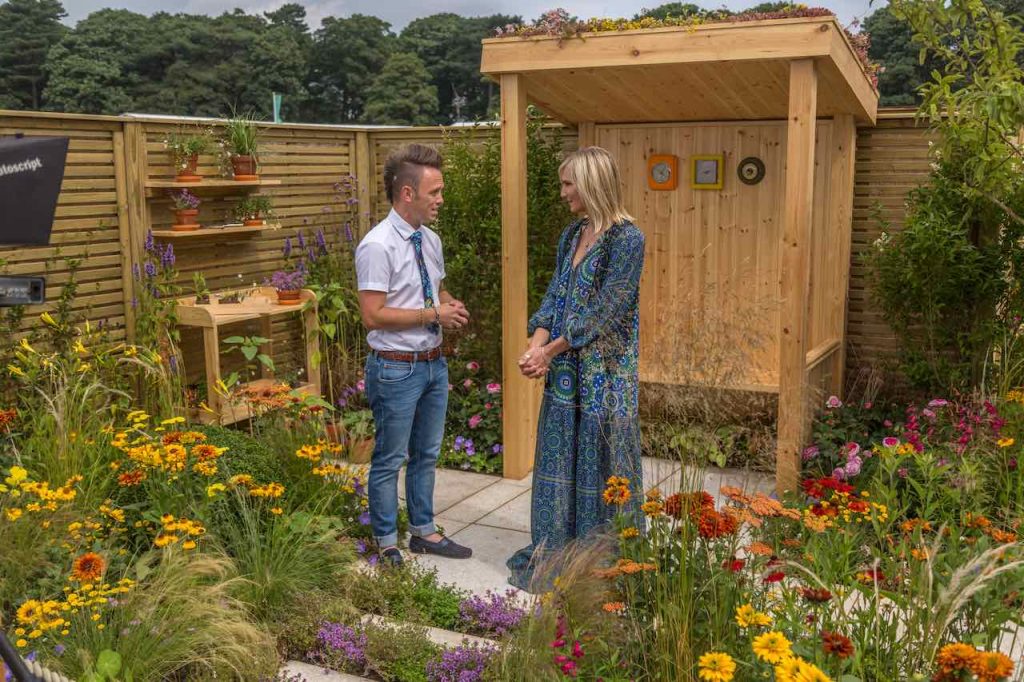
221,112,262,181
266,267,305,305
168,189,201,231
234,195,274,227
163,128,213,182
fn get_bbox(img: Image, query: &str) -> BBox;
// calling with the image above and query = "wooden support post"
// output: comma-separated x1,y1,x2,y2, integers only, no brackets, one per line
202,326,222,422
500,73,536,480
121,122,149,344
828,114,857,400
577,121,596,148
112,129,136,342
303,303,321,396
354,131,374,236
777,59,818,495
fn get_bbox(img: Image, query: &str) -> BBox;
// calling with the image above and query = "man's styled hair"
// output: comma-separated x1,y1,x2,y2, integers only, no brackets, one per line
383,144,443,204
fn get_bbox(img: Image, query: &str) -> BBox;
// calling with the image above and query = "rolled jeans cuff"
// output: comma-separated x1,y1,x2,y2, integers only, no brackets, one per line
408,521,436,538
374,533,399,549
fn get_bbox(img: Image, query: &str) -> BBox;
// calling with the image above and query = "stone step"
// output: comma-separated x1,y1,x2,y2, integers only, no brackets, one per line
359,613,498,649
278,660,373,681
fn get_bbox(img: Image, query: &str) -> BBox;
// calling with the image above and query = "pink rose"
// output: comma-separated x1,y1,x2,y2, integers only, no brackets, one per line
826,395,842,409
463,379,473,389
466,361,480,372
485,403,493,410
486,382,501,394
882,436,899,448
468,414,483,429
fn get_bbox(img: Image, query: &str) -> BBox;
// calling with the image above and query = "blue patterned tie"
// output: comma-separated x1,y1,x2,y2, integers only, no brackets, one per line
409,231,440,334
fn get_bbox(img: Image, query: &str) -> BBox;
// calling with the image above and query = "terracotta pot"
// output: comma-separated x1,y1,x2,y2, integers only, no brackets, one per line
276,289,301,304
242,215,265,227
175,153,201,182
172,208,200,231
348,438,374,464
231,154,259,181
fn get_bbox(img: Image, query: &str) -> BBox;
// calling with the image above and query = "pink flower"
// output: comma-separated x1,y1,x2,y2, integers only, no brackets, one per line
551,640,566,650
448,383,453,391
486,382,501,394
845,442,861,460
571,641,584,659
832,467,847,481
882,436,899,448
469,414,483,429
928,398,949,407
863,401,873,409
466,361,480,372
826,395,842,409
356,379,365,392
560,661,578,677
802,445,819,461
485,403,493,410
463,379,473,389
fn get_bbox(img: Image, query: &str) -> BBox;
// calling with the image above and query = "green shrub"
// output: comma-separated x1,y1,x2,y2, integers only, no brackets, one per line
192,424,286,483
343,561,469,630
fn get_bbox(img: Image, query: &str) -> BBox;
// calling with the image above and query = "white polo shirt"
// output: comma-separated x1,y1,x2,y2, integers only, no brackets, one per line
355,208,445,352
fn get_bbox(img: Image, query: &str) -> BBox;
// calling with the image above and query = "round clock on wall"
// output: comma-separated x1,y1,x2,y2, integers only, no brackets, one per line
737,156,766,185
647,154,678,191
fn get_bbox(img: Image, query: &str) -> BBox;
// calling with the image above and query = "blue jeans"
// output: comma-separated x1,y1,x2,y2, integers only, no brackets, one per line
365,352,448,548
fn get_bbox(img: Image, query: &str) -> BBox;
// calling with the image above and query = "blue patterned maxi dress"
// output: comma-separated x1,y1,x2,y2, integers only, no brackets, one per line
507,218,645,591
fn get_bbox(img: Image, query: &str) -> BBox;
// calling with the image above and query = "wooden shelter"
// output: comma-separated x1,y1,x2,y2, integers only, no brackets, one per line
480,16,879,492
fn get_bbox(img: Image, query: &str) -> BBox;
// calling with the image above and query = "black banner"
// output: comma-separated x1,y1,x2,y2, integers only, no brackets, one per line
0,135,69,246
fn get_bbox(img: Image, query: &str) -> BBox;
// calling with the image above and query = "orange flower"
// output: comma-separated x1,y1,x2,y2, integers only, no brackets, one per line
720,485,749,504
602,601,625,613
968,651,1014,682
641,500,664,516
696,509,739,539
71,552,106,582
988,528,1018,544
900,518,933,534
0,408,16,431
746,541,774,556
911,548,930,561
782,538,802,548
664,491,714,519
191,444,224,461
935,643,978,675
116,469,146,487
602,477,631,506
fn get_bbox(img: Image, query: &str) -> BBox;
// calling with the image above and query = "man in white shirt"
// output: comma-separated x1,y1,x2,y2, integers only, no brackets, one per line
355,144,472,566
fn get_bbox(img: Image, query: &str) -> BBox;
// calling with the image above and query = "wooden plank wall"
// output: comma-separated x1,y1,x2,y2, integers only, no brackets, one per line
847,112,933,379
597,121,833,391
0,112,129,342
0,110,931,392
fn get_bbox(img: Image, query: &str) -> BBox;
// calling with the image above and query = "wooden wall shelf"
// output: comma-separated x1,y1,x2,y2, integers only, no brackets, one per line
151,223,281,239
145,178,281,197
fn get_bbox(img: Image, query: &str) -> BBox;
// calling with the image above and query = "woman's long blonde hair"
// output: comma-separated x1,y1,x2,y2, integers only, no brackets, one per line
559,146,634,233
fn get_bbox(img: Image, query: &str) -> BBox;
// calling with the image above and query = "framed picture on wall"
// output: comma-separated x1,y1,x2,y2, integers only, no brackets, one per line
691,154,724,190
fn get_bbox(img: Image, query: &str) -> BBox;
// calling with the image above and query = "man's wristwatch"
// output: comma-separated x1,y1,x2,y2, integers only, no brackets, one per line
433,306,442,328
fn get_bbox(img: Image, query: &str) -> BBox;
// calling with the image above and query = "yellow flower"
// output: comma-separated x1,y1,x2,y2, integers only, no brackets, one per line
7,364,25,377
5,507,23,521
153,534,177,547
774,656,803,682
40,312,57,326
735,604,772,628
620,526,640,538
752,632,792,664
19,338,35,354
270,507,283,515
15,639,26,648
73,339,87,355
697,652,736,682
997,437,1015,448
16,600,42,624
6,466,28,485
792,660,832,682
206,483,227,498
182,540,197,550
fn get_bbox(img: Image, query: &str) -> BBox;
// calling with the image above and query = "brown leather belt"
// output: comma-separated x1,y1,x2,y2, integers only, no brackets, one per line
374,347,443,362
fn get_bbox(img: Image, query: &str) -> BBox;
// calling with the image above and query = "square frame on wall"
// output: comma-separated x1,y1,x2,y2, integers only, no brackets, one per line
691,154,724,190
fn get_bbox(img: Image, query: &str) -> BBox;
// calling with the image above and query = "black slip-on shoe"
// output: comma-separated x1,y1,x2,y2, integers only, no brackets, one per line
380,547,404,567
408,535,473,559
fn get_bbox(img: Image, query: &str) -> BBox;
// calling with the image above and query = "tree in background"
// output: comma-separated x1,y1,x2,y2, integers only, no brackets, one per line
0,0,67,109
634,3,706,20
43,9,152,114
307,14,394,122
363,52,438,125
398,13,519,122
861,6,934,106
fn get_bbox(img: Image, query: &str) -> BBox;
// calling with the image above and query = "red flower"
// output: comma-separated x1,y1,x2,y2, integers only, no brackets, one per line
822,631,854,659
799,587,833,603
763,571,786,584
801,477,854,500
847,500,870,513
664,491,715,519
724,557,745,572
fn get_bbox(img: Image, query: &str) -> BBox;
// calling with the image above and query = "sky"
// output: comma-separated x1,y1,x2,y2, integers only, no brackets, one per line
58,0,881,32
